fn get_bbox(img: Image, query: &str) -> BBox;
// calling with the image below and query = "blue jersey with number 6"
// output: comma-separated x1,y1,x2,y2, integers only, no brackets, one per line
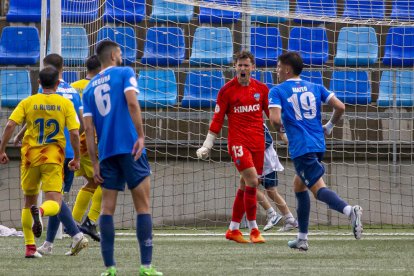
82,66,139,161
268,79,334,159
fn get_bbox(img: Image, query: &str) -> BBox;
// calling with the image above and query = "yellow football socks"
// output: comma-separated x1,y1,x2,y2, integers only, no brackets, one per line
21,208,35,245
72,188,94,223
40,200,60,217
88,186,102,223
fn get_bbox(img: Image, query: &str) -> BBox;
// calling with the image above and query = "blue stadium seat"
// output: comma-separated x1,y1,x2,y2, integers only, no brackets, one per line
141,27,185,66
58,27,89,67
250,0,289,23
378,71,414,107
198,0,241,24
149,0,194,23
383,27,414,67
61,0,99,23
190,27,233,66
0,26,40,65
300,71,323,86
329,71,371,104
63,71,80,83
342,0,384,19
251,70,274,89
138,70,177,108
251,27,282,67
103,0,145,23
288,27,328,66
295,0,337,22
6,0,49,22
334,27,378,66
97,27,137,65
182,71,225,108
0,70,31,107
391,1,414,21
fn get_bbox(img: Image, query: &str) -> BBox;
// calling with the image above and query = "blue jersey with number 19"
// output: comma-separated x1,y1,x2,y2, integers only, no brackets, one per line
82,66,139,161
268,79,334,159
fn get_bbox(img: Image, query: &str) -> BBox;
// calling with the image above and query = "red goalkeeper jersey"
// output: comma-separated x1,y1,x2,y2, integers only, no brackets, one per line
209,77,269,152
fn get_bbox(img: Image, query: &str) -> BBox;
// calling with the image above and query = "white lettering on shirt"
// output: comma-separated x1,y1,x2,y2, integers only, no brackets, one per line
233,104,260,113
292,86,308,93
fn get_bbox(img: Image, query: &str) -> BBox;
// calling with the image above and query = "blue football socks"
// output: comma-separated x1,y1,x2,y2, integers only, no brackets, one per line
100,215,115,267
317,187,348,214
136,214,153,266
296,191,310,234
57,201,80,237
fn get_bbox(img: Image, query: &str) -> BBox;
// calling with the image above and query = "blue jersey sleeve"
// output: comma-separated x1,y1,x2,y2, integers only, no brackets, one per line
319,85,334,104
268,86,282,109
123,67,139,94
75,93,83,110
82,86,93,117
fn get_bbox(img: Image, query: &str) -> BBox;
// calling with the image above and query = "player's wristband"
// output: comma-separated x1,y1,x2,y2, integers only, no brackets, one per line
325,120,334,132
202,133,216,149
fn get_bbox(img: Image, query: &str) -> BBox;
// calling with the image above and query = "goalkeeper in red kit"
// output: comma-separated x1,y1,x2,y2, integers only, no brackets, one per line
197,51,269,243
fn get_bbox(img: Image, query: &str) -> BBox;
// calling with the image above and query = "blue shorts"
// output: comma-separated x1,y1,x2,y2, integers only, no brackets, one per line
100,153,151,191
293,152,325,188
63,158,74,193
261,171,278,189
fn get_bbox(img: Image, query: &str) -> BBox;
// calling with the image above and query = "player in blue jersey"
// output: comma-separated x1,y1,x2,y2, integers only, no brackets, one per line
268,52,363,251
82,41,162,276
14,54,89,256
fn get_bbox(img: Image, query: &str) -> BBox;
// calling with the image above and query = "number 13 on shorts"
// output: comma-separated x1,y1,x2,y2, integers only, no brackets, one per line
232,145,244,157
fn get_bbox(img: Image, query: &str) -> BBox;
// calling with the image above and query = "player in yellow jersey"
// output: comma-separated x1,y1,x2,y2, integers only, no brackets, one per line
71,55,102,241
0,66,82,258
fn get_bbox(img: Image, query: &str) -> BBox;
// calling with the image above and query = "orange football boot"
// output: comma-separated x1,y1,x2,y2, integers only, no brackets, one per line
225,229,250,243
250,228,265,243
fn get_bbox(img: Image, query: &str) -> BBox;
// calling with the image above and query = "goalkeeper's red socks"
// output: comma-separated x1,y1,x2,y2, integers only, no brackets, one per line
244,186,257,221
231,189,245,223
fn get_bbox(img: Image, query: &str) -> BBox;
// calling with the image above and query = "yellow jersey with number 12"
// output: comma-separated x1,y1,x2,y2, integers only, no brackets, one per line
9,93,80,168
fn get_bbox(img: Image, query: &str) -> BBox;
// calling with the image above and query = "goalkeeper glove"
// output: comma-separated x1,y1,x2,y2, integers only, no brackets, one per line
323,120,334,135
196,133,216,160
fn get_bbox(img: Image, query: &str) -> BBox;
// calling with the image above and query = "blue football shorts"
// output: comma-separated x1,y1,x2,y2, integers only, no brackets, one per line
261,171,278,189
293,152,325,188
100,153,151,191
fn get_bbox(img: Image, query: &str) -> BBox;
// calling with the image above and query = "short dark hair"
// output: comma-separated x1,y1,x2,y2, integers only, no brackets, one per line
96,40,119,64
43,53,63,71
277,52,303,76
234,50,255,65
39,66,59,89
86,55,101,73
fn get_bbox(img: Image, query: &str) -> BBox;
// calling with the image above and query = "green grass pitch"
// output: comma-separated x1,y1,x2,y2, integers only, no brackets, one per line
1,230,413,275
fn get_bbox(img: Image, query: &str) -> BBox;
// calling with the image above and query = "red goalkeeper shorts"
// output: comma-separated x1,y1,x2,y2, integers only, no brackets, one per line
228,143,264,175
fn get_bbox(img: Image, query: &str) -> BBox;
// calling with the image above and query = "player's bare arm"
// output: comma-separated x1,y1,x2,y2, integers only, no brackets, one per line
0,120,18,164
13,123,26,146
125,89,145,161
269,107,283,132
323,95,345,135
77,109,85,135
68,128,81,171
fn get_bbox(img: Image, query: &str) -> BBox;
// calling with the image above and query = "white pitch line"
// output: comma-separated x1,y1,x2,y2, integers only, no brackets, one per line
116,232,414,237
115,236,414,241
